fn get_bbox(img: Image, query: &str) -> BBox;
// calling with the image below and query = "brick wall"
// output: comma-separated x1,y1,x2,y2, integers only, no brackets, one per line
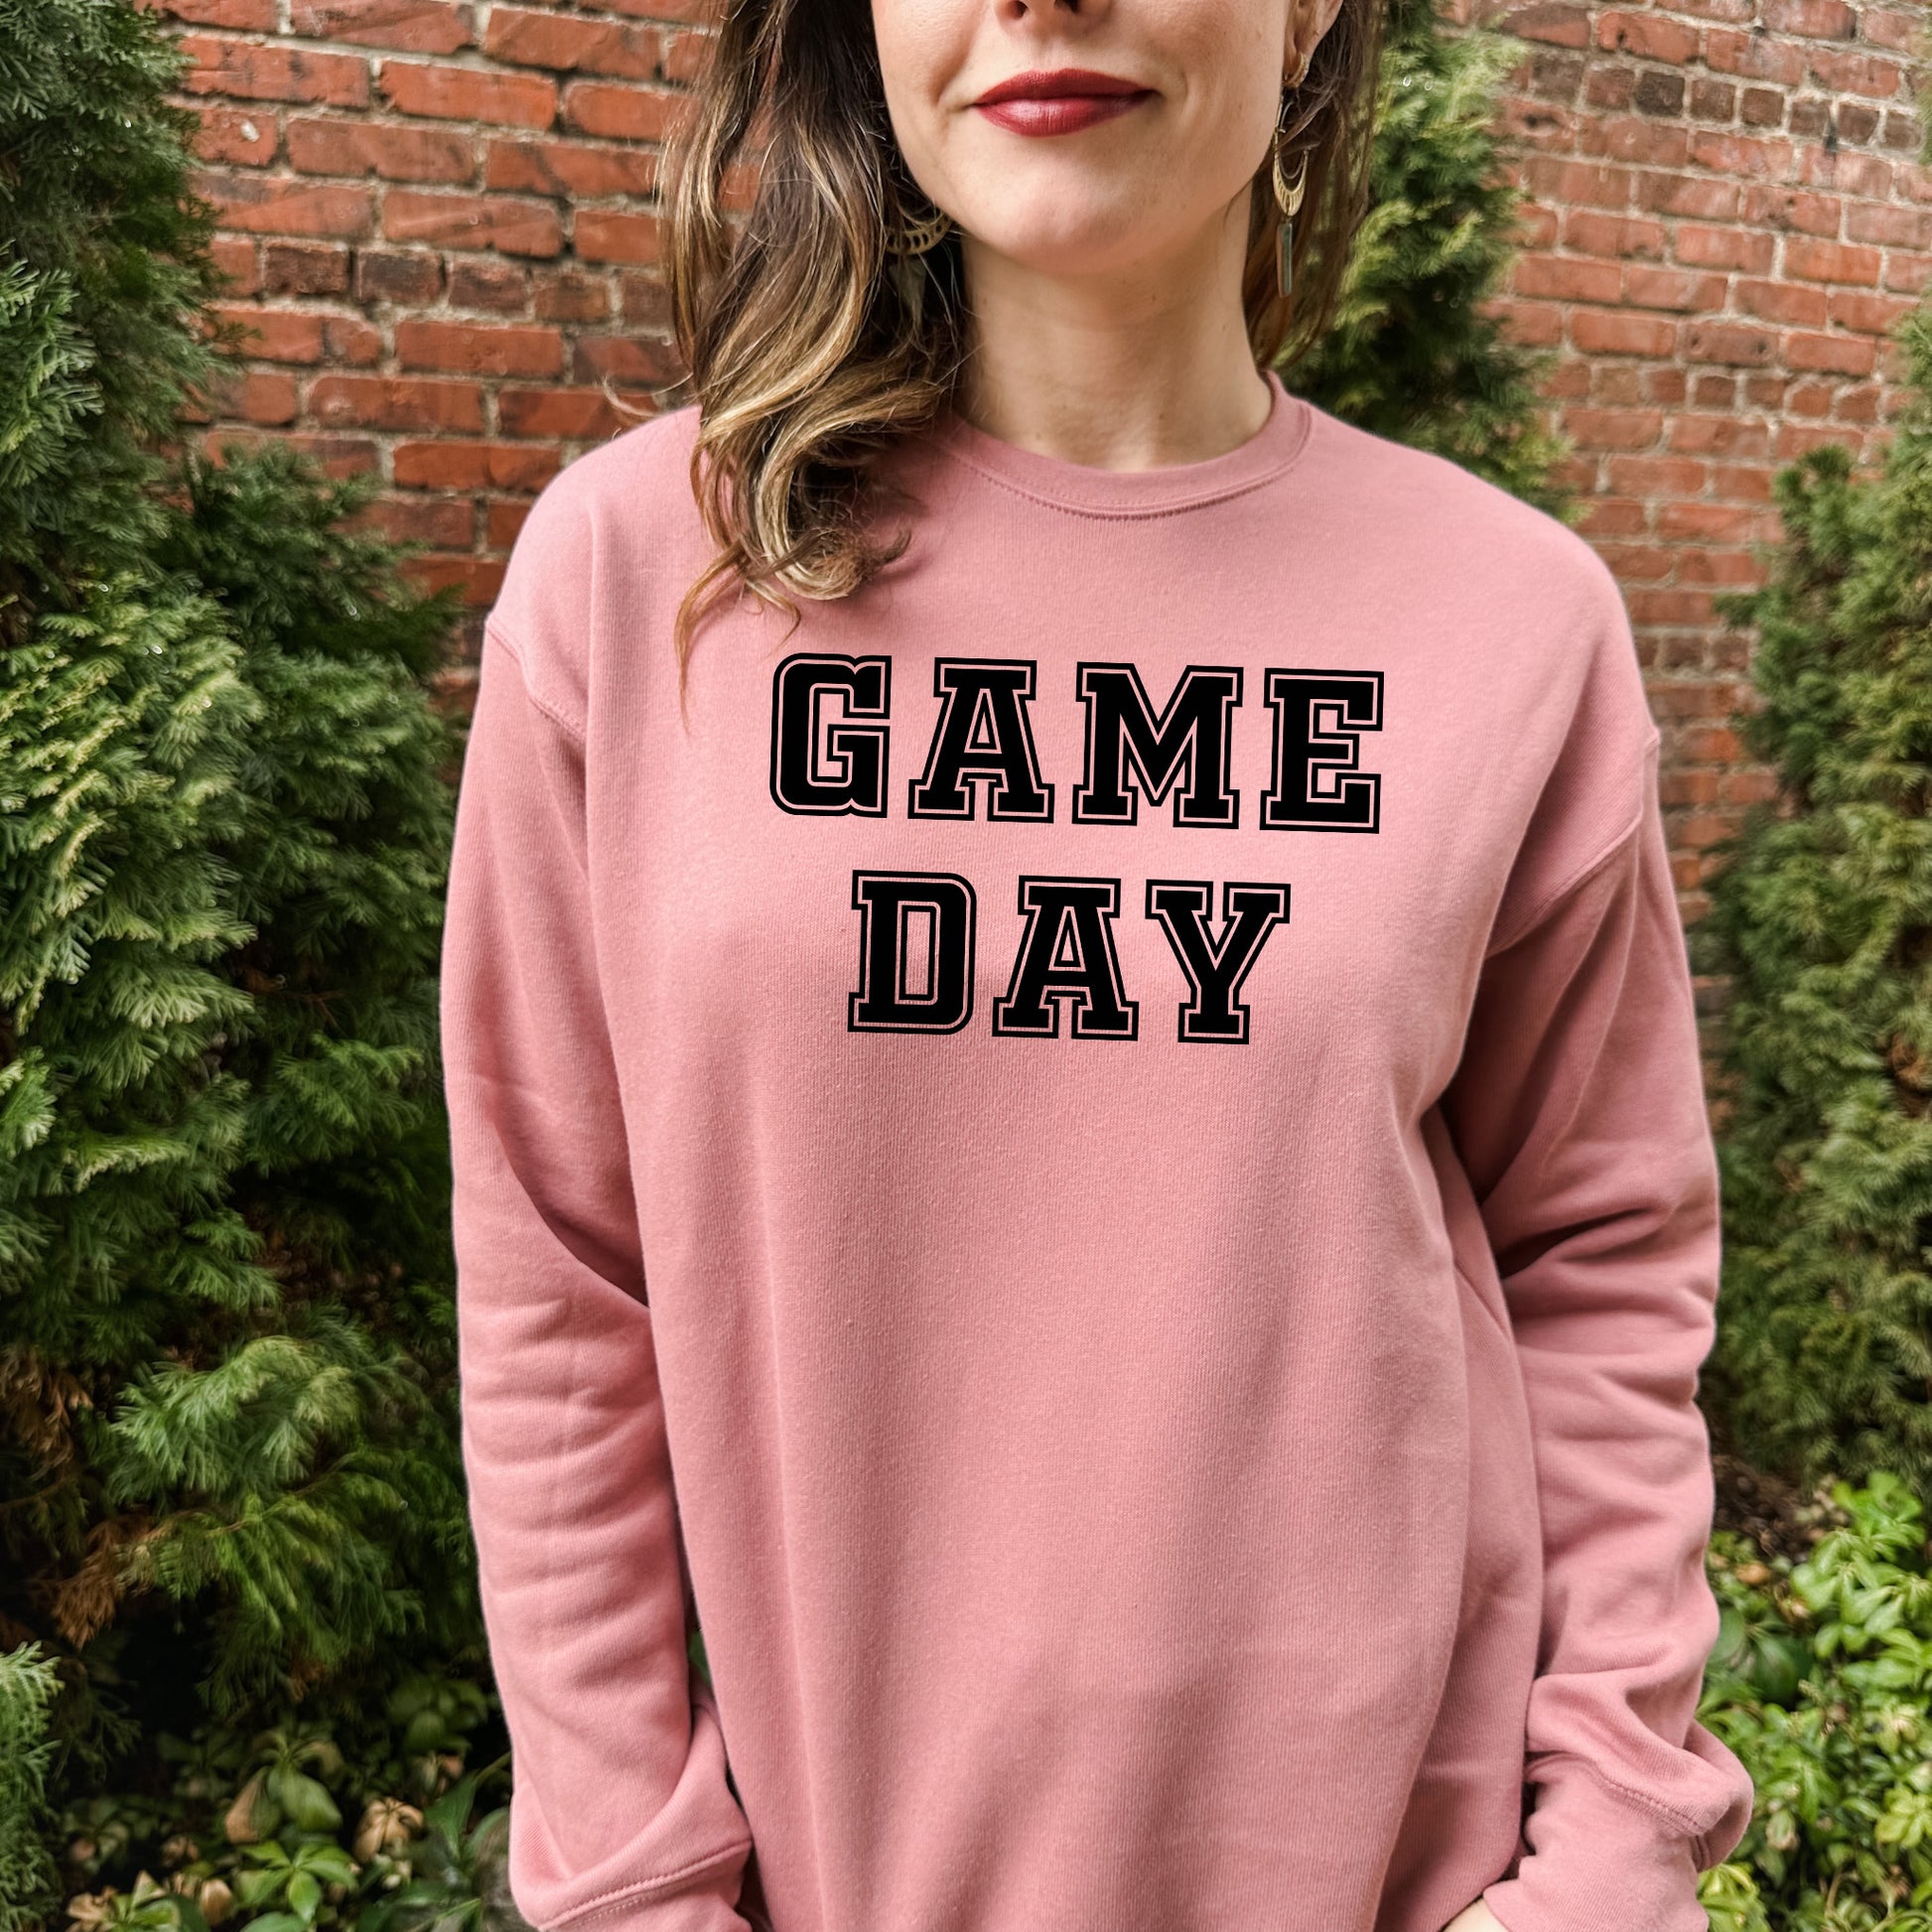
1485,0,1927,936
161,0,1926,940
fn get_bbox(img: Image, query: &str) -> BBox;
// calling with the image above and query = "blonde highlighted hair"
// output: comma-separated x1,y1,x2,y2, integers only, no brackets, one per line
660,0,1384,688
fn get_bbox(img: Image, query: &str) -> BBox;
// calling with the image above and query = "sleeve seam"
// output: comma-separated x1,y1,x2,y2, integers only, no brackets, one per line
1483,728,1662,961
538,1833,756,1928
485,617,589,746
1532,1750,1720,1845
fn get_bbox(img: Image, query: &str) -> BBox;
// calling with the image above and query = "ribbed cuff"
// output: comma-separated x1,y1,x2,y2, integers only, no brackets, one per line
1480,1768,1712,1932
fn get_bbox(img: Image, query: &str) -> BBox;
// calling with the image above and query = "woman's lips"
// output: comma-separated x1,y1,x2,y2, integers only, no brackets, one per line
973,91,1153,137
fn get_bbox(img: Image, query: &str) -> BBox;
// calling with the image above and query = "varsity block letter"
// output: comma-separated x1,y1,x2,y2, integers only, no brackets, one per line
1145,879,1291,1044
769,652,892,816
908,659,1054,821
1260,669,1383,832
993,877,1139,1040
849,871,977,1034
1072,663,1243,828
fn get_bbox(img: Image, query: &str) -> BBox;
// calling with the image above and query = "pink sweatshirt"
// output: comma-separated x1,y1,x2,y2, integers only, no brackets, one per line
440,367,1755,1932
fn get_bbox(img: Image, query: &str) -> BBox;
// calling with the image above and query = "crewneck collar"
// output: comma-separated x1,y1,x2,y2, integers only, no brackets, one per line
924,366,1311,518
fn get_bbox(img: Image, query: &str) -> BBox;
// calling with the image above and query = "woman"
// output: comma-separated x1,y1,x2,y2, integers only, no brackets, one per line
439,0,1757,1926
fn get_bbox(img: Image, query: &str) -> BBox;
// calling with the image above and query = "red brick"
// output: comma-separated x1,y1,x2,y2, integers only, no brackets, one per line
376,61,557,128
1623,267,1725,311
1608,456,1710,495
395,319,565,375
361,495,475,546
1829,289,1918,335
407,556,506,605
1658,501,1755,542
1595,11,1700,63
538,269,615,323
1803,51,1905,102
1783,238,1882,286
1846,204,1932,248
1581,118,1691,168
285,434,382,478
487,499,532,547
311,374,485,431
1673,223,1775,272
1863,7,1923,51
1512,253,1622,302
223,367,301,424
260,240,351,293
1593,542,1676,581
1760,0,1855,34
1884,253,1932,296
484,8,660,77
1571,310,1678,355
383,190,563,254
327,316,384,362
660,26,712,84
485,138,655,199
448,259,531,312
1635,174,1737,219
1736,278,1830,326
574,207,662,264
1737,186,1842,238
1563,406,1664,449
1800,151,1892,201
618,270,671,327
1685,321,1777,366
393,441,561,490
1667,414,1771,458
571,337,681,384
290,0,474,51
288,116,475,181
1783,331,1878,375
214,304,328,361
157,0,275,25
195,104,277,166
1578,497,1649,537
197,173,376,238
562,80,685,142
496,386,641,438
1689,131,1797,179
357,249,443,303
1507,2,1590,46
1561,210,1666,258
1703,31,1807,85
1495,298,1564,346
180,34,370,106
208,234,261,295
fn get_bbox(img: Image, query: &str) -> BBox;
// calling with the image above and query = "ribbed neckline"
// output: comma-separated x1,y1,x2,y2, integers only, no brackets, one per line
923,365,1311,518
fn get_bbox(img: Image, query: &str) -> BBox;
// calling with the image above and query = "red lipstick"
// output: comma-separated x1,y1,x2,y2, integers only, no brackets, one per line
971,67,1154,137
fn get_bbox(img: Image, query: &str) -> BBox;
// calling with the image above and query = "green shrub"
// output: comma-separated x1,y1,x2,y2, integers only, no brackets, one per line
1287,0,1567,512
1,0,481,1921
1701,1472,1932,1932
1696,310,1932,1497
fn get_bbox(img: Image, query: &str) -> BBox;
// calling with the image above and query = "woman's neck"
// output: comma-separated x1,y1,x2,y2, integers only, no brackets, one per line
950,200,1273,474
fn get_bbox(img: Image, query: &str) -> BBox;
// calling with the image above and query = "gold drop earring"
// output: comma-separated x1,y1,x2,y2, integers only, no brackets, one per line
1272,61,1312,301
882,177,954,329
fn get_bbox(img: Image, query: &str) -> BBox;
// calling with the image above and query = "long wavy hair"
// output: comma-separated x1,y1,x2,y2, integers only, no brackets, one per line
660,0,1384,687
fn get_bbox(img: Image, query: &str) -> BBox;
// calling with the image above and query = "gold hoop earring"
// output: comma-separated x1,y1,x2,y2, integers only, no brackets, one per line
1271,77,1312,301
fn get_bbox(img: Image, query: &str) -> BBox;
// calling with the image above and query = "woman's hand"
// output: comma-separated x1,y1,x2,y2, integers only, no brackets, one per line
1439,1899,1508,1932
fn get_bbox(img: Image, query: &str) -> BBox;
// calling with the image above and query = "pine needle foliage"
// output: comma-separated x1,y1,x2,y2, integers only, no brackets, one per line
0,1643,63,1931
1287,0,1567,512
1,0,474,1910
1696,309,1932,1496
0,0,226,618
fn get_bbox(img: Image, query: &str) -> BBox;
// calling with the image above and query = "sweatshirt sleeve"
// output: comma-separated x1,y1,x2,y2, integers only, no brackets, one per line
441,611,757,1932
1440,693,1756,1932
